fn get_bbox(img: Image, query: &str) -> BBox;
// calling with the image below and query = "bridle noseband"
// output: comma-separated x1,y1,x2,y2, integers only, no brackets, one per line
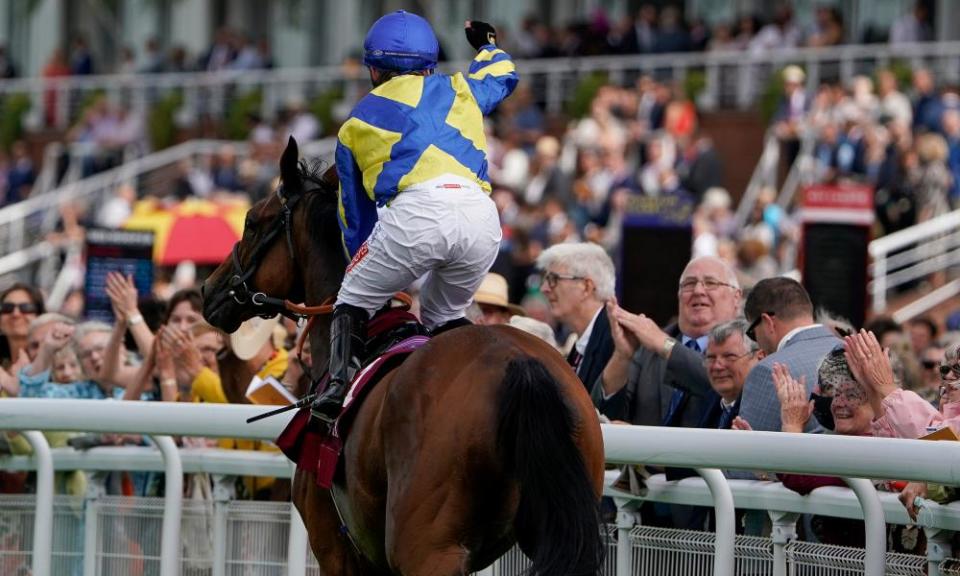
228,185,304,318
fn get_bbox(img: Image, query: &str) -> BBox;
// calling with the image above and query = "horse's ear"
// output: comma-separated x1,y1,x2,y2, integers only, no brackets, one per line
280,136,301,191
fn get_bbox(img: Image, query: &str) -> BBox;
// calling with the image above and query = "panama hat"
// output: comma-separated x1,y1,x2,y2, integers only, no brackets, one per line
509,316,558,349
229,315,282,361
782,65,806,84
474,273,525,316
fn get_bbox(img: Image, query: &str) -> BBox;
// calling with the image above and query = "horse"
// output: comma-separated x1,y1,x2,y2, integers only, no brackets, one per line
201,137,606,575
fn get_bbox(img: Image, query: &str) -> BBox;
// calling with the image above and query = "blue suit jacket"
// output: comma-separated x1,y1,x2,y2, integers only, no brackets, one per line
738,325,841,433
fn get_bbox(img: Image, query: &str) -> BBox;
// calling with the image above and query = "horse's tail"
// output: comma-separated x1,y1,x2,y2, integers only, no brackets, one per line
496,356,604,576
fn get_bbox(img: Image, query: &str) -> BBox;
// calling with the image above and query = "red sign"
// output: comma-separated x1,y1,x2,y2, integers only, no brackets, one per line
797,183,874,225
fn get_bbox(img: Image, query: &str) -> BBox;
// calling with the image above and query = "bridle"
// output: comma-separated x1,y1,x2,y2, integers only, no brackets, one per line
228,184,334,321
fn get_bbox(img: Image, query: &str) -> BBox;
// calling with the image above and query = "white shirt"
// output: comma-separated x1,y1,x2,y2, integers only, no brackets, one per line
776,324,824,352
575,306,604,358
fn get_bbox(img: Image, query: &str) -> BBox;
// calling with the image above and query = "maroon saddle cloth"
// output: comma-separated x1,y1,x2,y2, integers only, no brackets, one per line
276,308,429,488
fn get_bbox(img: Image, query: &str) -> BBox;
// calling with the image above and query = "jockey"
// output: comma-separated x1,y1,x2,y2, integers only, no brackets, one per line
311,11,518,423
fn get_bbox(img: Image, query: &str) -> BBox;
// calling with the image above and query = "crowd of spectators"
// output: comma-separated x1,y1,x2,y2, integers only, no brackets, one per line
500,2,933,60
1,4,960,563
772,64,960,236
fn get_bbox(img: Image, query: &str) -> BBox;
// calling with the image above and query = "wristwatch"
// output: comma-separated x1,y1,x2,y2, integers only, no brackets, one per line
127,314,144,326
662,337,677,358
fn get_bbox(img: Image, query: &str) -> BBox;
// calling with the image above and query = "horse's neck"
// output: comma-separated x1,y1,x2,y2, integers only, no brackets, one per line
217,352,257,404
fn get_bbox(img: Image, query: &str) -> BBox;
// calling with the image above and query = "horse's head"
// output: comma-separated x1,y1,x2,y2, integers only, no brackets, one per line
202,137,345,333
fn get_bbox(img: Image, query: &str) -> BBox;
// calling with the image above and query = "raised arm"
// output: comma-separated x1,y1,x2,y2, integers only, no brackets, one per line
464,21,518,115
105,272,154,357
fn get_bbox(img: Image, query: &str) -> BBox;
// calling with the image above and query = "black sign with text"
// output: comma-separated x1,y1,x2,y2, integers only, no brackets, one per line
84,229,154,323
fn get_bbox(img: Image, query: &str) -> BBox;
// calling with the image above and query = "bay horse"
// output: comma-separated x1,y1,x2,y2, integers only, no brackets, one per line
201,137,605,575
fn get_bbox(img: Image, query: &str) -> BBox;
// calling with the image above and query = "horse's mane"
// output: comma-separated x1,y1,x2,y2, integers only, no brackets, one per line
296,159,348,270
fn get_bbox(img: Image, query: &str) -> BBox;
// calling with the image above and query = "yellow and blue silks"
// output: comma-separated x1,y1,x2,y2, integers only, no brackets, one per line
335,44,518,257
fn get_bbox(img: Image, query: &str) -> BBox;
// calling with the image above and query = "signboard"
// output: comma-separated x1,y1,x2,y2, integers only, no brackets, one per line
796,182,875,225
84,229,155,323
797,183,874,329
620,193,694,326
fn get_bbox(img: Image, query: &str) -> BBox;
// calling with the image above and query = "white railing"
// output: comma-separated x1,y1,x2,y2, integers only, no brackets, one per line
868,209,960,314
3,41,960,131
732,130,779,231
3,399,960,576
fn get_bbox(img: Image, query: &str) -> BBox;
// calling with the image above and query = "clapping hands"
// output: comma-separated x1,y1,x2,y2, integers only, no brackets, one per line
772,362,812,433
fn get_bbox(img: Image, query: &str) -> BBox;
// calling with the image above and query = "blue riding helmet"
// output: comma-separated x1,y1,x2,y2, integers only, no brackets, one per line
363,10,439,72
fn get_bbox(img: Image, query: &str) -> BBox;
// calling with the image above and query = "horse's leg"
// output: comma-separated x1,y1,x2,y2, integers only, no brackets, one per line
292,470,366,576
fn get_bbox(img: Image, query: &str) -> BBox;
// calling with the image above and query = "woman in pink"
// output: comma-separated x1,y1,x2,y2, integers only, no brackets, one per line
846,329,960,518
844,330,960,440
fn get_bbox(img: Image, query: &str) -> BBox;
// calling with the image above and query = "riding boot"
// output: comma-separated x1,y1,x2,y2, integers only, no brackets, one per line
311,305,367,424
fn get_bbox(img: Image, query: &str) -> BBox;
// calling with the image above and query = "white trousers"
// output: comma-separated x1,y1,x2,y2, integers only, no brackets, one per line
336,175,501,330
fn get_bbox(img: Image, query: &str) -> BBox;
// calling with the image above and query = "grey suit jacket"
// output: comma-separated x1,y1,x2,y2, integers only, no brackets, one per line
591,324,714,426
738,325,841,433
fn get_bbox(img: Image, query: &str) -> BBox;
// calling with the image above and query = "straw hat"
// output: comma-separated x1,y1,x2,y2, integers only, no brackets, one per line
229,315,282,360
474,273,525,316
509,316,558,349
782,65,805,84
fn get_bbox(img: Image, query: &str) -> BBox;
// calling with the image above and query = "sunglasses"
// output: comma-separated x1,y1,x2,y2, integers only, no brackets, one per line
922,359,939,370
939,363,960,380
0,302,38,315
745,312,774,342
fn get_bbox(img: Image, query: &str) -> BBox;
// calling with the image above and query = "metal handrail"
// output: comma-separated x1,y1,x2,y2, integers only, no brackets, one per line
732,130,779,231
6,400,960,576
3,41,958,95
868,209,960,313
1,40,958,130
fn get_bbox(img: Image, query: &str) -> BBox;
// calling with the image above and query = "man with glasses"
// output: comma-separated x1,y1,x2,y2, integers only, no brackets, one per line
536,243,616,398
738,277,840,433
600,255,741,529
701,319,761,430
597,256,741,426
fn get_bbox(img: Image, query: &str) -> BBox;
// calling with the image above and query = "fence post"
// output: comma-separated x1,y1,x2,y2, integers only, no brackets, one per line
23,431,53,576
843,478,885,576
82,473,108,576
924,525,952,576
767,511,798,576
287,500,308,576
873,254,887,313
152,435,183,576
613,501,637,576
695,468,735,576
211,475,234,576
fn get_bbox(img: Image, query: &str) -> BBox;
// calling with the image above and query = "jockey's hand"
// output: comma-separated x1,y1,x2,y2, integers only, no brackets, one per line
465,20,497,51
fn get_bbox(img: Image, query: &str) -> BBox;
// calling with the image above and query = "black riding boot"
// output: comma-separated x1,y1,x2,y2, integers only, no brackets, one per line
311,305,367,424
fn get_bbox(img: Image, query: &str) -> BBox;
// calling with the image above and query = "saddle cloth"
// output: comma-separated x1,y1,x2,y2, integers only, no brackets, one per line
276,309,429,488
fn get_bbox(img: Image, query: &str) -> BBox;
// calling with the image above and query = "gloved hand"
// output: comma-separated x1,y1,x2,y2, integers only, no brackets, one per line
465,20,497,51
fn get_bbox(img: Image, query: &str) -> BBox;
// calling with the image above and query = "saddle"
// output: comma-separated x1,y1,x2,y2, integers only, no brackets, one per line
276,308,430,488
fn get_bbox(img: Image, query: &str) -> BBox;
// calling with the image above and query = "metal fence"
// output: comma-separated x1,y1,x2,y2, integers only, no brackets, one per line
2,41,960,133
4,400,960,576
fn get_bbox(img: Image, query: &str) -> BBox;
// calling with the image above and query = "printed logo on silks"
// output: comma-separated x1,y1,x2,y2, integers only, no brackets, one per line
346,242,369,274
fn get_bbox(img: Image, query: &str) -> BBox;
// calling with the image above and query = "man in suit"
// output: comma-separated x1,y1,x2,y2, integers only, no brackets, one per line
738,277,840,433
596,256,741,427
537,243,616,403
700,318,760,430
599,256,741,529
